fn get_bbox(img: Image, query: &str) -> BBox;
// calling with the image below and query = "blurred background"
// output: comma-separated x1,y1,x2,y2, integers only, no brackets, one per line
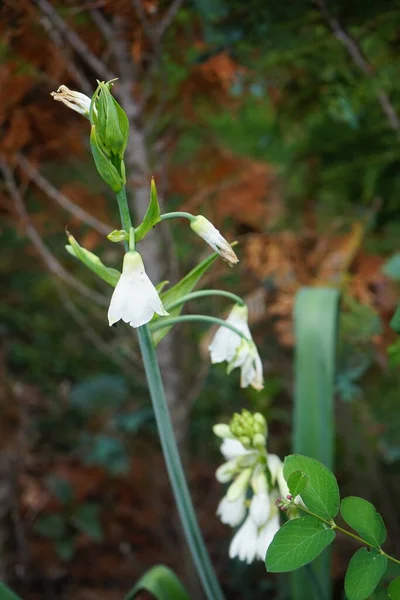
1,0,400,598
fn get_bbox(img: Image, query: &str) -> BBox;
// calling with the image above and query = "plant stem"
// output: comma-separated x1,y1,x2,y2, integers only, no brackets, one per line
294,503,400,566
116,187,132,250
165,289,245,311
149,314,251,340
159,211,194,222
137,324,225,600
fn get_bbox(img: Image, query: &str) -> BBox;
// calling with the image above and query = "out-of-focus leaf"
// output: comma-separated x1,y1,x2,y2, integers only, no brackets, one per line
390,305,400,334
388,577,400,599
70,374,128,414
382,253,400,280
45,475,74,505
71,503,103,541
125,565,191,600
0,583,23,599
152,251,219,345
55,538,76,562
33,513,67,540
78,433,129,474
66,234,120,287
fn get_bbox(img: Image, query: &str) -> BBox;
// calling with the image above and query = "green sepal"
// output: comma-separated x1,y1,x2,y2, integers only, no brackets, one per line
66,232,120,287
135,178,161,242
151,251,219,345
90,124,124,192
125,564,191,600
107,229,129,243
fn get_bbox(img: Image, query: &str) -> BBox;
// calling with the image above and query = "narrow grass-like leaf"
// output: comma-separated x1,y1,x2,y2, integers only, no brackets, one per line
266,516,335,573
125,565,191,600
344,548,387,600
0,583,23,600
388,577,400,599
152,252,219,345
341,496,386,547
284,455,340,520
292,287,340,600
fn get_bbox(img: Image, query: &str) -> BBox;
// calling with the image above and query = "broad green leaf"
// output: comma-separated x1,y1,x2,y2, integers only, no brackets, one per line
388,577,400,599
283,455,340,520
341,497,386,547
344,548,387,600
71,503,103,541
152,251,219,345
0,583,23,600
66,233,120,287
266,516,335,573
287,471,308,497
33,513,67,540
135,178,161,242
125,564,191,600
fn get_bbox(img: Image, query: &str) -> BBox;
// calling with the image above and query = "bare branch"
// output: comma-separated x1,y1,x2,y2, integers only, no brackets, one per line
34,0,115,82
315,0,400,140
157,0,185,39
16,154,111,236
0,157,108,308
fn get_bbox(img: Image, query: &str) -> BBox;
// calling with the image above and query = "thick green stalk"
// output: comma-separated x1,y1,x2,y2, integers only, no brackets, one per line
116,187,133,239
137,325,224,600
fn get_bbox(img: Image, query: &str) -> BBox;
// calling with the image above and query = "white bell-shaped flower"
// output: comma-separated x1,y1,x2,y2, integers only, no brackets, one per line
220,438,249,461
190,215,239,266
209,304,251,364
51,85,92,117
229,515,258,564
108,250,168,328
256,510,281,560
228,339,264,390
217,494,246,527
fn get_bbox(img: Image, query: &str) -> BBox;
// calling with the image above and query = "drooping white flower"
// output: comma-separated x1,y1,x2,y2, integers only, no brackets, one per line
217,494,246,527
228,340,264,391
213,424,235,439
249,492,271,527
190,215,239,266
209,304,251,364
220,438,249,461
108,251,168,328
215,458,240,483
51,85,92,117
256,510,281,560
229,515,258,564
227,467,253,502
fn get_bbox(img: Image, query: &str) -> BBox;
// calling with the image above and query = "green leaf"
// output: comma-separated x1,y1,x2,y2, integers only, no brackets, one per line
66,233,120,287
266,516,335,573
125,565,191,600
0,583,23,600
388,577,400,599
344,548,388,600
390,305,400,335
135,178,161,242
33,513,67,540
71,503,103,541
287,471,308,497
283,455,340,520
382,253,400,281
45,475,74,505
152,251,219,345
341,496,386,547
55,537,76,561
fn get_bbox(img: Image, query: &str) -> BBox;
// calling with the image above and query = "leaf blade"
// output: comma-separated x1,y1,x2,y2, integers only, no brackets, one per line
135,178,161,242
341,496,386,547
125,564,191,600
344,548,387,600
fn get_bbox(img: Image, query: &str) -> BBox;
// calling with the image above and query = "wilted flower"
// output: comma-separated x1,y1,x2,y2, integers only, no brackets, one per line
108,250,168,328
51,85,92,117
190,215,239,266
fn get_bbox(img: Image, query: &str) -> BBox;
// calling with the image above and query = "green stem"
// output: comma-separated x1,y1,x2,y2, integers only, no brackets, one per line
137,325,224,600
129,227,135,251
149,314,251,340
165,290,245,311
116,187,133,251
159,211,194,222
294,503,400,566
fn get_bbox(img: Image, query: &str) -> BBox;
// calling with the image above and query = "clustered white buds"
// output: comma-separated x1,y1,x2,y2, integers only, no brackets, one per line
209,304,264,390
108,250,168,328
214,411,287,564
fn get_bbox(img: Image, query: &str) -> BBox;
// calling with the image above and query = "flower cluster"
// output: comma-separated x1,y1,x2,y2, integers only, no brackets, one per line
214,410,287,563
209,304,263,390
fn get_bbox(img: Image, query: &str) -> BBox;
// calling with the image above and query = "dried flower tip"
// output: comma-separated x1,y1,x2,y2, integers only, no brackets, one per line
51,85,92,118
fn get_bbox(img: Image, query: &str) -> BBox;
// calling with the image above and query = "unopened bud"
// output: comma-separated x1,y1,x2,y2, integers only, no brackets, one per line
227,468,252,501
213,424,234,439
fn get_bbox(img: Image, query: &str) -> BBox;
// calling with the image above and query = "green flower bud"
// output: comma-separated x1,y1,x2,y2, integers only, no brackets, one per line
90,125,124,192
239,435,251,448
93,81,129,160
213,424,234,439
252,433,266,449
107,229,129,243
253,412,267,435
